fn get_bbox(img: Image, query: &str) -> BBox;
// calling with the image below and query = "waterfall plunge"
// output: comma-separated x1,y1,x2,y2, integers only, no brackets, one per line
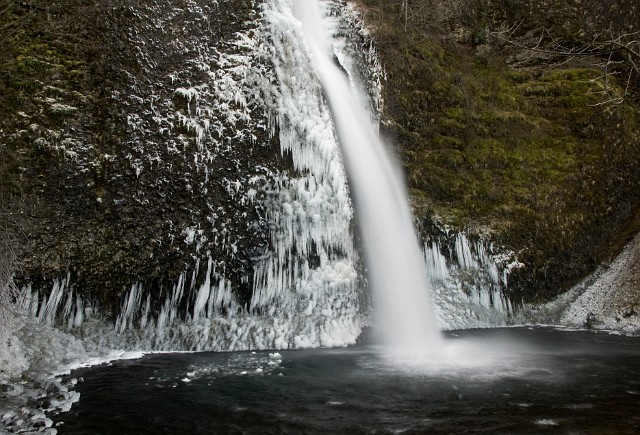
293,0,443,354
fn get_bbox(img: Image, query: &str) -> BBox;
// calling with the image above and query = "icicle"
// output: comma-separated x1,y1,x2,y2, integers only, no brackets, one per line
422,233,519,330
115,283,143,334
455,234,478,270
73,295,84,328
192,258,213,323
38,276,68,326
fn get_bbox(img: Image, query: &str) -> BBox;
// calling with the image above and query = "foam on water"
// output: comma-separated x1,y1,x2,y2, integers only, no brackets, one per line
367,336,540,380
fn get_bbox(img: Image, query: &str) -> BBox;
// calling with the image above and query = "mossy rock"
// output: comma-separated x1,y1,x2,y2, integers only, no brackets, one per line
358,0,640,303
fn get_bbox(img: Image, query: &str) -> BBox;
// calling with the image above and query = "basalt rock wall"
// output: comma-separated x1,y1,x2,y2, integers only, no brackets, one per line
2,0,376,350
1,0,287,315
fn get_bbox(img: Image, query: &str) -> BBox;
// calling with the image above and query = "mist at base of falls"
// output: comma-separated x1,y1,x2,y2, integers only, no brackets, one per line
293,0,443,355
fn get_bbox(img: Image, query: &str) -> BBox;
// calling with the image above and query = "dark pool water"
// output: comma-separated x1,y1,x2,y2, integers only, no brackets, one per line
54,327,640,434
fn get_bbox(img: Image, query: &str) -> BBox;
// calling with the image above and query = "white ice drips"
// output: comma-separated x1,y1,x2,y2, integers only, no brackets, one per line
115,283,143,334
424,241,450,282
18,274,89,330
248,0,365,338
424,234,518,330
18,251,362,352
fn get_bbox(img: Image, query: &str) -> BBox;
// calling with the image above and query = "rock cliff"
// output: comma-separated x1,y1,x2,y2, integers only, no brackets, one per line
356,0,640,304
1,0,639,324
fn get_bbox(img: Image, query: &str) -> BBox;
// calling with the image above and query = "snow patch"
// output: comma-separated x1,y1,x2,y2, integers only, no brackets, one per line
525,231,640,334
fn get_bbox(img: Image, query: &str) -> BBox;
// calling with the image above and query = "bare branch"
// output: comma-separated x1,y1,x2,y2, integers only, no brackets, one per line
490,30,629,58
490,24,639,105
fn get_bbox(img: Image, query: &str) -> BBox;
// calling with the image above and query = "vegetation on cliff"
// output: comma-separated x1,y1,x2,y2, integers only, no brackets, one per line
356,0,640,302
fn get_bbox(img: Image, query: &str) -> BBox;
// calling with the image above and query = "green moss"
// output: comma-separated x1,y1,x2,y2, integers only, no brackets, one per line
431,134,465,149
359,0,640,302
438,116,467,131
387,45,611,230
0,1,89,200
1,4,87,105
2,43,86,91
49,103,79,117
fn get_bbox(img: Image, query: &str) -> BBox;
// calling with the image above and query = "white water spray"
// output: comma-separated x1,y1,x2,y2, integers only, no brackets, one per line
293,0,443,353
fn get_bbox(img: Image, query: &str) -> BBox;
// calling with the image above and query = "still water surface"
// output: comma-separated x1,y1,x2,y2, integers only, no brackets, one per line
56,327,640,434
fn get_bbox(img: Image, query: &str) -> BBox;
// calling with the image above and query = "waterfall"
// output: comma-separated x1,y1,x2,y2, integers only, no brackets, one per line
293,0,443,353
15,1,518,356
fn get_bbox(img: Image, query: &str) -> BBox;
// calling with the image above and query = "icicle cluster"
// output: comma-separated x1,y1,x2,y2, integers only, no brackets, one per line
20,275,89,331
424,232,523,330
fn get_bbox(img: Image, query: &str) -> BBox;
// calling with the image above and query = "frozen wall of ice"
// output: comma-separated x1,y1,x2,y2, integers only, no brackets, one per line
425,231,523,330
17,0,378,352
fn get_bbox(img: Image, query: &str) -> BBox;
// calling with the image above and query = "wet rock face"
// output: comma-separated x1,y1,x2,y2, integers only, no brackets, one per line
2,0,289,312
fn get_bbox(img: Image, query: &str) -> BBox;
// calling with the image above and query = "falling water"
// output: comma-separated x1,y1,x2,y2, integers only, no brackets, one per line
292,0,443,353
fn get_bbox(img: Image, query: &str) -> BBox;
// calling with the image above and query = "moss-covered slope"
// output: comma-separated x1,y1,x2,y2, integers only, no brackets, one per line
357,0,640,302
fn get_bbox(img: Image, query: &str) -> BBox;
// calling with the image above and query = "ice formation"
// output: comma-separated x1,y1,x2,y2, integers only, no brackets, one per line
425,233,521,330
15,0,375,353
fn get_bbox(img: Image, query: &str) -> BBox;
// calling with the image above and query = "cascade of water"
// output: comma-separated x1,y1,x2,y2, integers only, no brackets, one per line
293,0,443,353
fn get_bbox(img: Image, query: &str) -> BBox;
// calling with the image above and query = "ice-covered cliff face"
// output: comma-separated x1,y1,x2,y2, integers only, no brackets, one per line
424,231,522,330
16,0,386,351
12,0,518,354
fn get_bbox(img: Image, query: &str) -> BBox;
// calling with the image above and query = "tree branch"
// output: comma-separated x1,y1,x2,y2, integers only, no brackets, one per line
490,27,639,105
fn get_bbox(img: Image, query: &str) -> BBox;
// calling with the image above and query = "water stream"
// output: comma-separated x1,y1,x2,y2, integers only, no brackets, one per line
292,0,443,354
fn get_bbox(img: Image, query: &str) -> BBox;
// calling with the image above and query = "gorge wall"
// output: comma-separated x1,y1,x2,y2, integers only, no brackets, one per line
2,0,380,350
1,0,639,345
3,0,279,313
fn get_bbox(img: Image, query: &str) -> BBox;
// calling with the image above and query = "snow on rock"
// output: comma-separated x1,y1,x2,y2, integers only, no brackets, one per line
0,335,29,384
527,232,640,333
0,316,87,434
